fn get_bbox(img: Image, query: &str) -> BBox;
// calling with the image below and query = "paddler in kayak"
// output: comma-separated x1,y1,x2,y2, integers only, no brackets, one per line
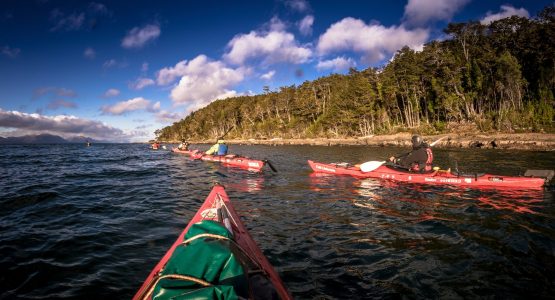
205,139,228,156
177,140,189,150
388,134,434,172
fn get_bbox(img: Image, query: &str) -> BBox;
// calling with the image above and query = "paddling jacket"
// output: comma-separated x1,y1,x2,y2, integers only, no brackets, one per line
205,143,228,155
396,145,433,172
218,144,228,155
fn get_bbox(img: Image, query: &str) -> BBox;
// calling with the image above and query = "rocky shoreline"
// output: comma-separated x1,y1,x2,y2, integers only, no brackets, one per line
182,133,555,151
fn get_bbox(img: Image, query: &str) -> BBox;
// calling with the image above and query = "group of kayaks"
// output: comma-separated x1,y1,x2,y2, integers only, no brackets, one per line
135,144,553,299
170,145,553,189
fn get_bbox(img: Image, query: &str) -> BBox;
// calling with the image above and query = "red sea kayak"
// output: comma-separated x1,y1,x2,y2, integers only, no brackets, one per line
190,152,270,172
133,184,291,300
308,160,551,189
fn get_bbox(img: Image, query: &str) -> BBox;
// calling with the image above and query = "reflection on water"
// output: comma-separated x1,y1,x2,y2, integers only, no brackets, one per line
224,175,265,193
355,178,547,215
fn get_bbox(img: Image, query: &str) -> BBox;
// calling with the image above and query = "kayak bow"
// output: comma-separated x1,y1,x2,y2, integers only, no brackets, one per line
134,184,291,300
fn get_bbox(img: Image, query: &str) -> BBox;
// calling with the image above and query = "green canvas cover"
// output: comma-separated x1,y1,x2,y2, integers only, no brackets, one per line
152,220,249,299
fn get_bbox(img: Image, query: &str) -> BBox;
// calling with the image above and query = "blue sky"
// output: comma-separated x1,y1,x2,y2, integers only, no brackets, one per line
0,0,550,142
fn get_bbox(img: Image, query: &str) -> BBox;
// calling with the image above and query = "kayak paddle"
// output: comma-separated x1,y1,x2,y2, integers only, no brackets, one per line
360,160,386,172
429,135,448,147
264,160,278,172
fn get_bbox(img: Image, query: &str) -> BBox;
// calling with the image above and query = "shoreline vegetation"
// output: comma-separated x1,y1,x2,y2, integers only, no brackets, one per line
156,8,555,152
162,132,555,151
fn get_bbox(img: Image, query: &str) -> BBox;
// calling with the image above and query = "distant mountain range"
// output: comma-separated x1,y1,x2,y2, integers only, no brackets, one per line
0,134,104,144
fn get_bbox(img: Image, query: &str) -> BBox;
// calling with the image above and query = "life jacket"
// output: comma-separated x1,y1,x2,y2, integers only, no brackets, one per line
217,144,228,156
411,147,433,172
425,147,433,168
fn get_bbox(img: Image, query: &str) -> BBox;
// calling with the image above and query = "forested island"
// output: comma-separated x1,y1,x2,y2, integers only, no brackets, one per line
156,7,554,149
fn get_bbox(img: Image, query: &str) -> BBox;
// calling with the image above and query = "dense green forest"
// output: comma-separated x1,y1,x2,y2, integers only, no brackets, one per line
157,7,555,141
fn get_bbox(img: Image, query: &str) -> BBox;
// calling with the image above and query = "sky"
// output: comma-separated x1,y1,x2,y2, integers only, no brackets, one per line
0,0,550,142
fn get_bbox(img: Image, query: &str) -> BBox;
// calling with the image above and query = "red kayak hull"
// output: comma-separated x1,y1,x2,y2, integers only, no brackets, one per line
133,185,291,300
171,147,193,155
191,152,266,172
308,160,547,189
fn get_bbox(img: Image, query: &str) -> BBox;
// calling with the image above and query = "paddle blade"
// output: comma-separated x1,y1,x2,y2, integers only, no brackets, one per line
264,160,278,172
429,136,448,147
360,160,386,172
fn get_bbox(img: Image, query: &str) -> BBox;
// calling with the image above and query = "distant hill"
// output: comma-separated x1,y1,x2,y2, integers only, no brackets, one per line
0,134,103,144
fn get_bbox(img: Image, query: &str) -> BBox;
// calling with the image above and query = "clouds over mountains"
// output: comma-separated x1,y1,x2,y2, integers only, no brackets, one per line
0,109,126,140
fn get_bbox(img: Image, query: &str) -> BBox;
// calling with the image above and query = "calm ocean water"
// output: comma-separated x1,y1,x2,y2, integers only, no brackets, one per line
1,144,554,299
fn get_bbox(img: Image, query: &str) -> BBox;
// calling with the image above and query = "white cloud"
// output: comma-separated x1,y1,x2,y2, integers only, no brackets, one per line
224,28,312,65
84,47,95,59
163,55,245,111
156,60,189,85
284,0,310,13
317,17,429,63
33,87,77,99
102,88,120,98
101,97,160,115
316,57,356,72
1,46,21,58
0,109,126,140
88,2,109,15
260,70,276,80
481,5,530,25
298,15,314,36
268,16,287,32
49,9,85,32
102,59,127,69
151,101,161,112
155,110,182,123
129,77,155,90
103,59,117,68
121,24,161,49
403,0,470,26
47,99,78,110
